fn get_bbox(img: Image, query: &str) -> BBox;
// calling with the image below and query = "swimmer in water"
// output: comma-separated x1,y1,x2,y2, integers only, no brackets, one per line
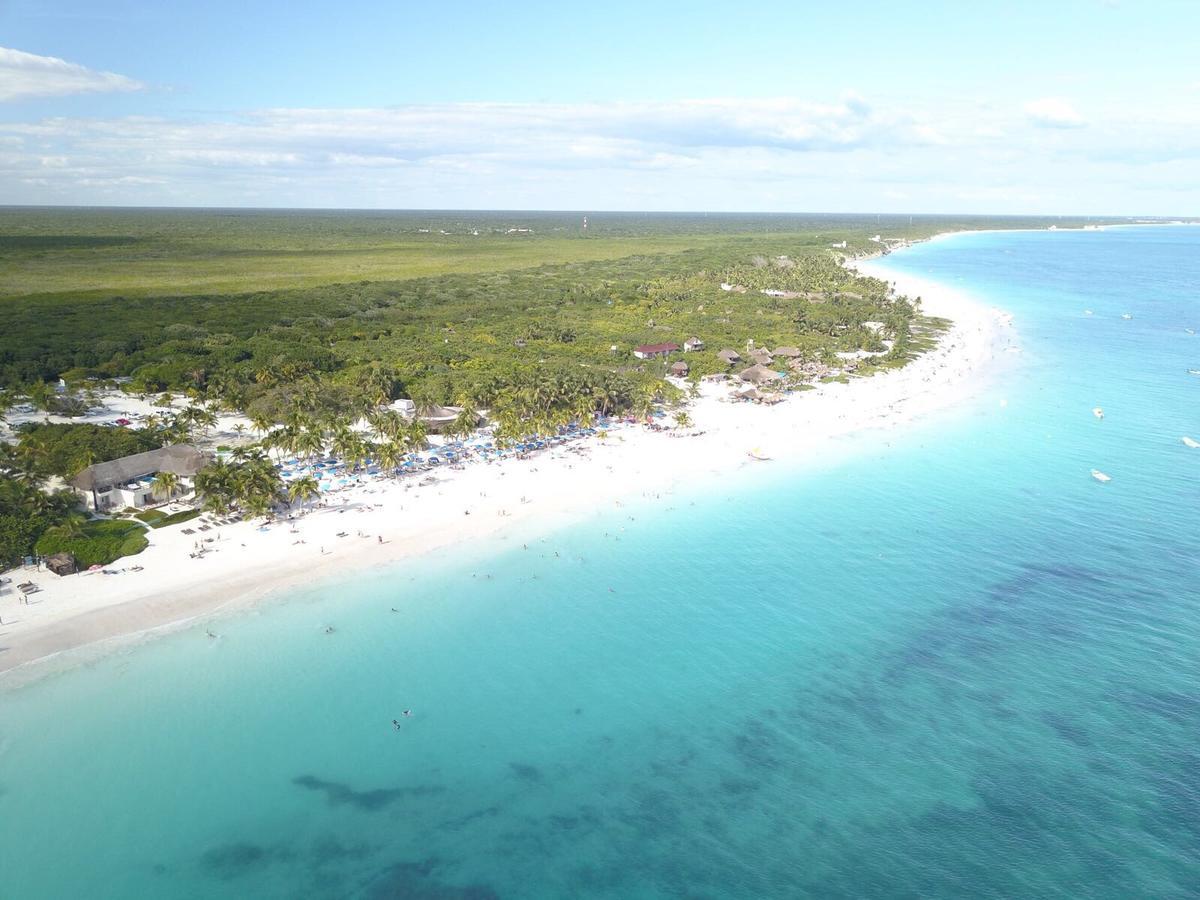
392,719,401,730
402,709,412,718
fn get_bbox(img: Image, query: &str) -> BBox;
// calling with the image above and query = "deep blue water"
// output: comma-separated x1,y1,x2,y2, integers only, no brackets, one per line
2,226,1199,898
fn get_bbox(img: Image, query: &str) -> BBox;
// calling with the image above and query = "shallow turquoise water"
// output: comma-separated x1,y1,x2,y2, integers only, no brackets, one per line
2,226,1199,898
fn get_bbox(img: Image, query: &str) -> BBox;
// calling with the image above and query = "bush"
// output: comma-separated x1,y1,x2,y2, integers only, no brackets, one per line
16,423,163,478
0,513,49,567
34,520,149,568
153,509,201,529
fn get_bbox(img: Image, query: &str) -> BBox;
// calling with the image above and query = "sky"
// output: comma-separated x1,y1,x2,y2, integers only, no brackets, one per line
1,0,1198,214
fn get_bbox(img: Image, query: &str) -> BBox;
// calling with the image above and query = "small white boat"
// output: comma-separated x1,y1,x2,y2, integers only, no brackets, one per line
1121,313,1133,320
1084,309,1094,316
748,448,771,461
1186,328,1196,335
1189,370,1200,376
1092,407,1104,419
1091,469,1112,483
1183,437,1200,449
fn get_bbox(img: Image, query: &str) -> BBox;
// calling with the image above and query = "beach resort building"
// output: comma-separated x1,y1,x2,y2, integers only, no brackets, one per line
70,444,209,512
717,349,742,365
387,398,481,433
683,337,705,352
632,342,680,360
669,361,690,377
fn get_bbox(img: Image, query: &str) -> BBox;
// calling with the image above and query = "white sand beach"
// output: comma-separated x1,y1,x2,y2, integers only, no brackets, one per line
0,263,1016,683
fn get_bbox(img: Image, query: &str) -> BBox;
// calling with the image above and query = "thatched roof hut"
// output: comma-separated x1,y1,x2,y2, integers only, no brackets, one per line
45,552,78,577
669,361,689,377
717,349,741,365
70,445,208,493
748,348,774,365
738,364,784,385
420,405,481,433
772,346,801,358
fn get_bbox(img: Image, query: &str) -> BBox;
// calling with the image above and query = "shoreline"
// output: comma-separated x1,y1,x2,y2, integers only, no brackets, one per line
0,248,1017,689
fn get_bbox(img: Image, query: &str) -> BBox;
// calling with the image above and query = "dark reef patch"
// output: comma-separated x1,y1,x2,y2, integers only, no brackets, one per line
292,774,444,811
364,857,500,899
508,762,543,782
439,805,500,832
1040,710,1092,747
731,717,785,772
200,841,293,881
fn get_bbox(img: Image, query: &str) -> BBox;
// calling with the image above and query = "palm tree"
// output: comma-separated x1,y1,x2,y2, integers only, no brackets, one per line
194,462,236,515
401,419,428,454
249,411,274,439
450,403,479,441
55,512,88,542
673,411,692,429
151,471,181,503
368,409,406,443
287,475,321,513
329,425,363,467
294,427,326,463
374,441,404,477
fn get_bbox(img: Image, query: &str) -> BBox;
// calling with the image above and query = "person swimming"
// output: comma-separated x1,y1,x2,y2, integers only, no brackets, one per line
402,709,412,718
392,719,401,730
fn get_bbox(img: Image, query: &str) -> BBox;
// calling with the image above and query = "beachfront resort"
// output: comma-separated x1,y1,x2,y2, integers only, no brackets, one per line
1,237,929,602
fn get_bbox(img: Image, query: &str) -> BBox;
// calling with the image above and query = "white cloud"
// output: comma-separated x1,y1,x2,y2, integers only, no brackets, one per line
1024,97,1086,129
0,47,143,102
0,94,1196,213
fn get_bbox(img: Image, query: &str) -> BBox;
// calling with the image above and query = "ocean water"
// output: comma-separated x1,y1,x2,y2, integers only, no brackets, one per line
2,225,1199,899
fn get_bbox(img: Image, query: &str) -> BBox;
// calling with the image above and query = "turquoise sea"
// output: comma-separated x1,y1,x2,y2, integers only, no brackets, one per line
2,226,1199,898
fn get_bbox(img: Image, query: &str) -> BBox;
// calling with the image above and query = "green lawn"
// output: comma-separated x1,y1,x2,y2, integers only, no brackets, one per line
34,519,149,568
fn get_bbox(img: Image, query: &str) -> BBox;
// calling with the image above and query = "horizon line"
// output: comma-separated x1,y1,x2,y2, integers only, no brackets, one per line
0,204,1192,220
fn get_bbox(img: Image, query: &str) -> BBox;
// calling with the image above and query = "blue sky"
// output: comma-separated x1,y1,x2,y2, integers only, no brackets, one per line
1,0,1198,212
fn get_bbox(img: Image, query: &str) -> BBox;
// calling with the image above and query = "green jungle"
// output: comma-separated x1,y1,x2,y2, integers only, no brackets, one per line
0,209,1141,566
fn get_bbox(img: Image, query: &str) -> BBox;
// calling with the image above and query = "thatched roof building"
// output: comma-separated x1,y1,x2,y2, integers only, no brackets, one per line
738,364,784,385
70,445,208,493
748,348,774,365
669,361,689,377
772,346,801,358
717,349,741,365
45,552,78,577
